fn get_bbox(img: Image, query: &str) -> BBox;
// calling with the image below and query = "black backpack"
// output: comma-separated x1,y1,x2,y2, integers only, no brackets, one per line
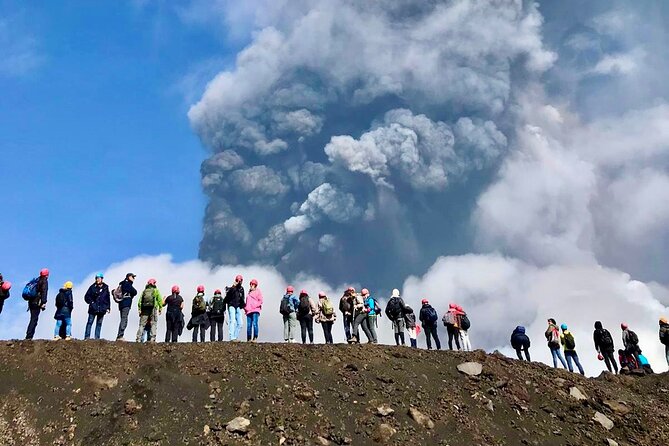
210,294,225,316
661,330,669,346
298,295,311,317
385,297,402,319
628,330,639,345
600,329,614,348
279,296,292,316
425,306,438,324
460,314,471,331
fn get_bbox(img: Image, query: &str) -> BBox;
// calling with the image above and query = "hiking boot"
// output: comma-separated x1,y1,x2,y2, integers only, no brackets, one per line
52,336,60,341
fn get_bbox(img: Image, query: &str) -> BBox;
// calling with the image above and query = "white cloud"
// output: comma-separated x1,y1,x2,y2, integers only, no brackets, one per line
0,15,43,77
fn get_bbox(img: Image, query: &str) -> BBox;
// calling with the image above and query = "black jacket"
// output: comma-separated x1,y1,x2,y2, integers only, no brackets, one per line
224,284,245,309
85,283,111,315
54,289,74,320
511,327,530,349
339,294,353,314
593,328,615,353
31,276,48,307
118,279,138,310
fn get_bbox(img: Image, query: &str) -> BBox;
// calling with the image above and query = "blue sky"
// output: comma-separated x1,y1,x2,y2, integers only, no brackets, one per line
1,1,242,287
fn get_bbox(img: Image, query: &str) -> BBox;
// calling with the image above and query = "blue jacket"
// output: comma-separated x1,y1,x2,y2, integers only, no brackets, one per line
84,282,110,315
365,297,378,316
284,293,299,313
118,279,138,310
54,289,73,320
511,326,530,349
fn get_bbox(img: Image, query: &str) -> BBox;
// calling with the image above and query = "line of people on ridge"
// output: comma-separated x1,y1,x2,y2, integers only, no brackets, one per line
3,271,669,376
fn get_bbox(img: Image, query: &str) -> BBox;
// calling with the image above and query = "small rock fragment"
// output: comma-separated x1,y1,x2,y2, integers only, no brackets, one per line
315,436,331,445
376,405,395,417
124,399,142,416
408,407,435,429
226,416,251,434
569,387,588,401
373,423,396,443
593,412,614,431
603,400,630,415
606,439,619,446
203,425,210,436
457,362,483,376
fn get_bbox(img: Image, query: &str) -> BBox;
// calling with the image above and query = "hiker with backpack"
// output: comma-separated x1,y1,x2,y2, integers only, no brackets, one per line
163,285,184,343
419,299,441,350
593,321,617,374
618,348,638,372
280,286,299,342
621,323,642,365
385,289,407,346
560,324,585,375
84,273,111,340
510,326,531,361
659,317,669,366
224,275,245,342
188,285,209,342
351,290,372,344
297,290,318,344
316,291,336,344
25,268,49,340
208,289,226,342
114,273,137,341
362,288,380,344
442,304,461,351
545,318,567,369
456,305,472,351
404,305,418,348
245,279,263,342
0,274,11,315
135,279,163,343
53,281,74,340
339,287,355,342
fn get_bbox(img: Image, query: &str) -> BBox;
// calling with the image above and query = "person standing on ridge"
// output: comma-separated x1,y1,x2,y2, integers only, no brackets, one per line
419,299,441,350
208,289,226,342
385,288,407,346
442,304,461,350
135,278,162,343
279,286,299,343
351,289,372,344
560,324,585,375
224,275,245,342
363,288,380,344
621,322,642,365
189,285,209,342
545,318,567,369
316,291,336,344
245,279,263,342
659,317,669,366
510,326,531,361
0,274,11,315
163,285,184,343
54,281,74,340
84,273,110,340
25,268,49,340
404,305,418,348
115,273,137,341
297,289,317,344
339,287,355,343
593,321,617,374
456,305,472,351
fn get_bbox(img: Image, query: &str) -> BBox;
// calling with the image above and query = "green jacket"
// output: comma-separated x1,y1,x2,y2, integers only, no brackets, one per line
138,286,163,311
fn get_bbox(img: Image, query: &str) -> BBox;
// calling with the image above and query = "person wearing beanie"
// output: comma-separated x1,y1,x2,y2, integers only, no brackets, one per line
385,288,407,346
593,321,617,374
560,324,585,375
659,317,669,366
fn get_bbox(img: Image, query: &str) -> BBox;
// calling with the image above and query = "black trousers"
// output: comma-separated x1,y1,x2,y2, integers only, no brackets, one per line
210,319,224,342
424,325,441,350
602,350,618,373
26,306,41,340
299,315,314,343
192,325,206,342
515,346,531,361
447,325,461,350
321,321,334,344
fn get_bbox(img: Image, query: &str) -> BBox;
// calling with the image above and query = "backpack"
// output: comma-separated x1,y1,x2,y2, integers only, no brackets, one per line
140,288,155,310
442,311,456,326
548,326,560,347
373,298,382,316
661,329,669,346
425,307,438,324
298,295,311,317
460,314,471,331
600,329,614,348
279,296,292,316
22,278,39,301
112,284,123,303
322,298,334,316
210,294,225,316
628,330,639,346
385,297,402,319
193,294,206,313
563,332,576,350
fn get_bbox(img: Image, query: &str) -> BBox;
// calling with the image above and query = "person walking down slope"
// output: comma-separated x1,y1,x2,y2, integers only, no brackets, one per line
114,273,137,341
593,321,617,374
0,274,11,315
385,289,407,346
163,285,184,343
316,292,336,344
25,268,49,340
621,323,642,365
135,279,163,343
351,290,372,344
208,289,226,342
419,299,441,350
456,305,472,351
560,324,585,375
510,326,531,361
659,317,669,366
54,281,74,340
297,290,318,344
224,275,245,342
404,305,418,348
279,286,299,343
84,273,111,340
442,304,461,351
545,318,567,369
189,285,209,342
245,279,263,342
339,288,355,343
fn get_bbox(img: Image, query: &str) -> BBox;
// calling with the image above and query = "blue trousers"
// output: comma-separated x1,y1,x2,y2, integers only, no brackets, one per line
246,312,259,340
565,350,585,375
227,306,244,340
550,346,568,368
85,313,105,339
55,318,72,338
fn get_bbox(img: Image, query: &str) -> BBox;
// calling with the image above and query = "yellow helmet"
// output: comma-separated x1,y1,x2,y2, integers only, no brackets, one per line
64,281,73,289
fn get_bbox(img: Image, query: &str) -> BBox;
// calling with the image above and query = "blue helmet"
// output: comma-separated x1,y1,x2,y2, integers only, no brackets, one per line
561,323,568,330
95,272,104,279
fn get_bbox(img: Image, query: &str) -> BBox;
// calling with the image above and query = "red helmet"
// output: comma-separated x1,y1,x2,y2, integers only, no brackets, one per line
40,268,49,277
456,305,463,312
147,278,157,286
235,274,243,282
214,289,222,295
197,285,205,293
597,353,604,361
621,322,628,330
171,285,180,294
421,299,429,304
361,288,369,296
250,279,258,286
318,291,326,298
286,286,294,293
300,289,308,296
1,281,11,291
347,286,355,293
449,303,456,309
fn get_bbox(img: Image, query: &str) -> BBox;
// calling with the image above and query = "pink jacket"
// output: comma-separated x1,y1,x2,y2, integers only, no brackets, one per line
245,289,263,315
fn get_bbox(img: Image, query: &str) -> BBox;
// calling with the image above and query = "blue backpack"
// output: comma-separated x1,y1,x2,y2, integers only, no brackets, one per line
22,278,39,301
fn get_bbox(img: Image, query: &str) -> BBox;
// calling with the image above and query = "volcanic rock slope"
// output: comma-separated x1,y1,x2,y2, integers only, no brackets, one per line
0,341,667,445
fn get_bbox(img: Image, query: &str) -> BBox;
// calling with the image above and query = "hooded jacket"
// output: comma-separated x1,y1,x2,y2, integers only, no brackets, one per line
511,326,530,349
54,288,74,320
118,278,138,310
224,283,245,309
593,321,615,353
31,276,48,308
245,289,264,315
659,321,669,345
84,282,110,315
316,296,337,323
419,303,438,327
